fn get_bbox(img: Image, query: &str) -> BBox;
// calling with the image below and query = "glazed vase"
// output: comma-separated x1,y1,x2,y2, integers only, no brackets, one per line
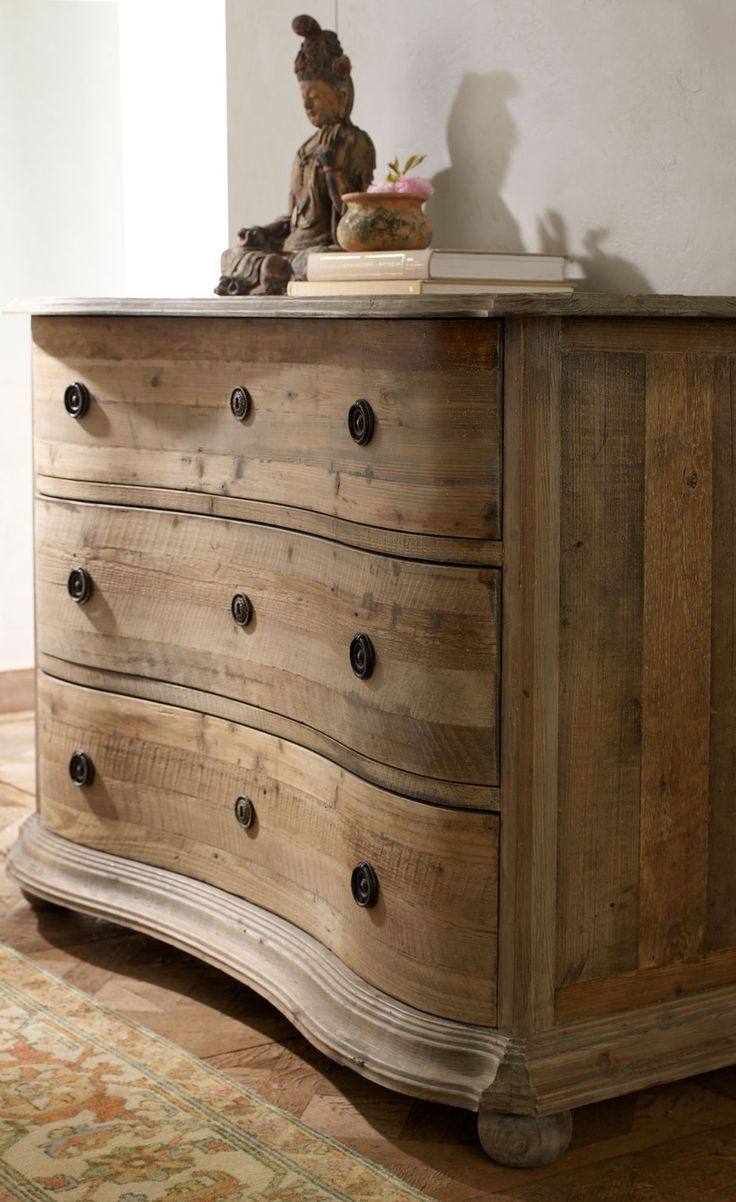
336,191,433,252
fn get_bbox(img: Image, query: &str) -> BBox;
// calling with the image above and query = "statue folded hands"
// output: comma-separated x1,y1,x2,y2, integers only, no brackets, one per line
216,14,375,296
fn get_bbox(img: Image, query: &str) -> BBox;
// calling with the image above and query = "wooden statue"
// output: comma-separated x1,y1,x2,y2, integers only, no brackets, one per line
216,14,375,296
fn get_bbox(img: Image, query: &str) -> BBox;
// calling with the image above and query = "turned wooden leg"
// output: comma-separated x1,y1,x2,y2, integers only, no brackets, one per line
478,1107,573,1168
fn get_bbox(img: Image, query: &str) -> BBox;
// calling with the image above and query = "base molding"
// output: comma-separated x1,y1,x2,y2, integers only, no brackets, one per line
7,815,506,1110
9,816,736,1131
482,985,736,1119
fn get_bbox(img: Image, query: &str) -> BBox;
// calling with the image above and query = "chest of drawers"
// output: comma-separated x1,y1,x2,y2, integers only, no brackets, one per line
8,294,736,1168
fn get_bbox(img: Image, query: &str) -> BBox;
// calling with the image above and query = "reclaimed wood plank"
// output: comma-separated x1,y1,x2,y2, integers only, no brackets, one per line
639,354,714,968
34,676,500,1024
498,317,561,1032
555,945,736,1022
707,355,736,950
562,317,736,355
36,476,503,568
35,497,500,789
32,315,502,542
555,349,645,987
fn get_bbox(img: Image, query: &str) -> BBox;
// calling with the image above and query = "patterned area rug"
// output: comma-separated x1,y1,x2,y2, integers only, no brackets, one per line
0,942,437,1201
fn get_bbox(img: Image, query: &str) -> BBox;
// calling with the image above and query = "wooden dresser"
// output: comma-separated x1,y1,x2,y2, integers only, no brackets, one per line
8,294,736,1168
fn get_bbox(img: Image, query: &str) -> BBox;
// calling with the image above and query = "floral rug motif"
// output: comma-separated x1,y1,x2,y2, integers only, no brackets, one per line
0,942,437,1201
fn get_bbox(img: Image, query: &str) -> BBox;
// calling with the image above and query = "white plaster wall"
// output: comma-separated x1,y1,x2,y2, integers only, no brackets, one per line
1,0,230,670
226,0,736,294
117,0,228,296
0,0,125,671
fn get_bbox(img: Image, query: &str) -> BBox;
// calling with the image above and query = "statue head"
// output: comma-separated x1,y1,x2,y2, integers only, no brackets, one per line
293,14,354,123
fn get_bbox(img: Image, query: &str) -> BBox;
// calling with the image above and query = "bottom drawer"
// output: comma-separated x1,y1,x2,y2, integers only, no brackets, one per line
37,674,499,1025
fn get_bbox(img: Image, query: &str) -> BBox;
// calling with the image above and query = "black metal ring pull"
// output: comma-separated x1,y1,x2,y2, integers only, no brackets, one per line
349,633,375,679
68,750,94,788
347,398,375,446
67,567,92,605
351,861,379,908
63,382,91,418
231,593,253,626
234,795,255,829
230,386,252,421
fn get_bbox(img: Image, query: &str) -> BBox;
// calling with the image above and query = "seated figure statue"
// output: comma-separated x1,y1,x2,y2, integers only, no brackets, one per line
216,14,375,296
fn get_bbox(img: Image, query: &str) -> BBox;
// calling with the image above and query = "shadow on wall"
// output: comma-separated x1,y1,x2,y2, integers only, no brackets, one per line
539,212,654,293
430,72,654,293
429,72,524,252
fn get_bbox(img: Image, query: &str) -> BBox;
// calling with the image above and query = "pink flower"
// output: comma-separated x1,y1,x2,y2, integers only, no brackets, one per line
394,176,433,196
366,176,434,197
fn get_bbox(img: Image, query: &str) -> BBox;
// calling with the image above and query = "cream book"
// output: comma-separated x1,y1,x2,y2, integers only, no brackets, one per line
288,278,575,297
306,248,569,283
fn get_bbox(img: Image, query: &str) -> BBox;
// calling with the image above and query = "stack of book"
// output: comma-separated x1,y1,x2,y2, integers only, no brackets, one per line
288,248,574,297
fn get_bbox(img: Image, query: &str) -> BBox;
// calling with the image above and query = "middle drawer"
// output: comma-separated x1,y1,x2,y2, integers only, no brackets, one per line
36,498,500,792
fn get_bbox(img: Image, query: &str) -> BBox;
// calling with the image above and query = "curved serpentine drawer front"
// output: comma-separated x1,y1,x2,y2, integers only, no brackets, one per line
37,674,499,1026
36,497,500,792
32,315,501,543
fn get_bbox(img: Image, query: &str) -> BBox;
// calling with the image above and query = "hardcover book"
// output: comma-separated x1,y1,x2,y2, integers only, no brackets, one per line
306,248,569,283
289,278,575,297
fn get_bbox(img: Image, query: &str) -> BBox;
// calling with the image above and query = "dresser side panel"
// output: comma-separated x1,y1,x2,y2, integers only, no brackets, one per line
554,318,736,1021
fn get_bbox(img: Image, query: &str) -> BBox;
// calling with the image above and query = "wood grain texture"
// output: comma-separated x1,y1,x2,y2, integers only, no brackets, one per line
35,496,500,788
11,292,736,317
524,983,736,1117
8,812,506,1105
33,315,502,542
38,653,498,810
35,675,499,1025
707,355,736,950
36,476,503,568
639,354,714,968
497,317,561,1033
556,349,646,987
554,325,736,1018
556,945,736,1022
561,317,736,354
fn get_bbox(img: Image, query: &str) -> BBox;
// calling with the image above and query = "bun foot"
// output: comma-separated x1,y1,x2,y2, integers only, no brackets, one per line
478,1107,573,1167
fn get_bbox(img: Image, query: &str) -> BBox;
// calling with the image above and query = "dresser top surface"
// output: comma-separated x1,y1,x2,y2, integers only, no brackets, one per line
7,294,736,320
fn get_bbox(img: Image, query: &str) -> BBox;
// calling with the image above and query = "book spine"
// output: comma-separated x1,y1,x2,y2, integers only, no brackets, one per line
306,250,431,281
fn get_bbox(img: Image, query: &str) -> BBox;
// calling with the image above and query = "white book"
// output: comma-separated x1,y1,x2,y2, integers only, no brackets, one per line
288,278,575,297
306,248,569,283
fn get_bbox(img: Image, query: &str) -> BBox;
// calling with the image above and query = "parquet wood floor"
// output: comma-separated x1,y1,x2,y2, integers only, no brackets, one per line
2,708,736,1200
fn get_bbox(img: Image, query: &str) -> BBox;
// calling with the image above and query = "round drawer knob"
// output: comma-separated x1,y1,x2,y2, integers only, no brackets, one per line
63,382,91,418
231,593,253,626
347,398,375,446
234,795,255,829
68,751,94,788
230,386,252,421
351,861,379,908
349,633,375,679
67,567,92,605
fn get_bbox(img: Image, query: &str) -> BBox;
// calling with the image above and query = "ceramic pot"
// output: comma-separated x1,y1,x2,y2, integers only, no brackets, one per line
336,191,432,252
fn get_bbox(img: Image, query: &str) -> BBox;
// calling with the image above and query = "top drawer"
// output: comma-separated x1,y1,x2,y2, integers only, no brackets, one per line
32,316,501,542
